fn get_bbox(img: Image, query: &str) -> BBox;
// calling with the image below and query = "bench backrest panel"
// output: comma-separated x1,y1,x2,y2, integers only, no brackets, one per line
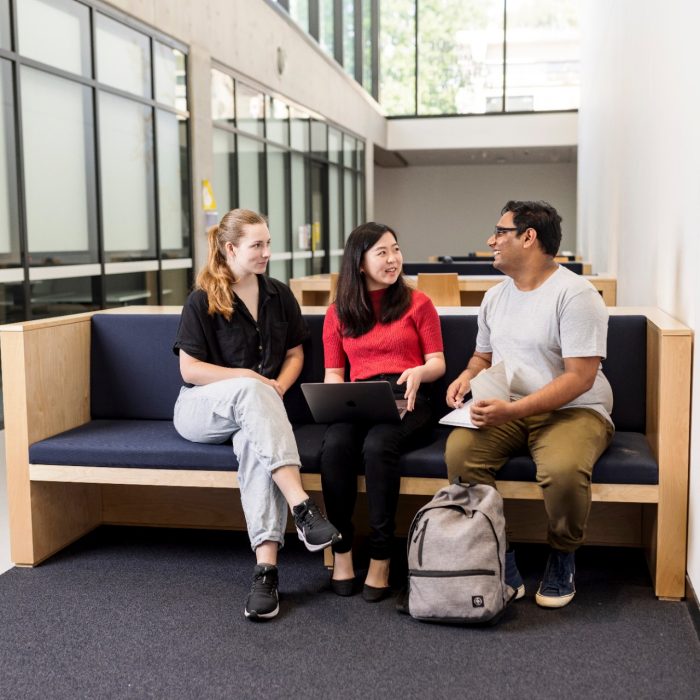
90,312,646,431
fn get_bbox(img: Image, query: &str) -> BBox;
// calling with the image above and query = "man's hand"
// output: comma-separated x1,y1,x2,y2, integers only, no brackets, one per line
470,399,515,428
446,373,471,408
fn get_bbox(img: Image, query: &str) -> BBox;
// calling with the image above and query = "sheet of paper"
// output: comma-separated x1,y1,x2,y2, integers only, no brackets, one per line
469,361,510,402
439,400,478,429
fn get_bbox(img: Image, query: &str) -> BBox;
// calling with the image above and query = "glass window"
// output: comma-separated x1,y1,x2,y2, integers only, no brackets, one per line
343,168,354,238
104,271,157,307
266,96,289,146
21,67,96,263
319,0,335,56
328,127,341,164
505,0,580,112
17,0,91,76
155,43,187,111
0,0,10,49
211,68,234,125
418,0,503,115
236,82,265,138
96,13,151,98
161,268,190,305
379,0,416,114
357,139,365,172
343,0,355,77
0,282,24,323
290,106,309,151
157,110,190,255
212,128,235,215
236,135,263,213
362,0,373,93
267,130,291,284
310,120,327,160
289,0,309,33
291,153,309,277
356,172,364,224
266,145,289,258
328,164,341,271
0,60,20,266
343,133,355,169
30,275,99,318
267,259,288,284
99,92,155,259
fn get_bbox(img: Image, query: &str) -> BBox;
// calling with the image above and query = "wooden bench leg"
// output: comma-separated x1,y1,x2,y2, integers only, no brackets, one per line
11,481,101,566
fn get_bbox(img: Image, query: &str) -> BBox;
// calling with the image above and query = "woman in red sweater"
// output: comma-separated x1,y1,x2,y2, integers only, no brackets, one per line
322,222,446,601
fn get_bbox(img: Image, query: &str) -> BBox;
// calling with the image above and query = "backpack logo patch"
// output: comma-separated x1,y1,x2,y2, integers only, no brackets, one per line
472,596,484,608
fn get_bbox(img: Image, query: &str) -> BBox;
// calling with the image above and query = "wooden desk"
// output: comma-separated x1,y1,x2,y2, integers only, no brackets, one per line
290,273,617,307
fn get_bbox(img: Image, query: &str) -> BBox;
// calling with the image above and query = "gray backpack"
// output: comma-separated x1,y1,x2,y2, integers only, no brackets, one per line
404,481,515,624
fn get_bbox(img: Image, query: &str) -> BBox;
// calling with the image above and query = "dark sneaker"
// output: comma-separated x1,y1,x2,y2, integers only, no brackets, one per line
535,549,576,608
292,498,341,552
505,549,525,600
244,564,279,620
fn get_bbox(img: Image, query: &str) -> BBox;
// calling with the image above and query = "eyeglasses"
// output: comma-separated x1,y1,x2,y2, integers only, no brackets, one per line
492,226,519,237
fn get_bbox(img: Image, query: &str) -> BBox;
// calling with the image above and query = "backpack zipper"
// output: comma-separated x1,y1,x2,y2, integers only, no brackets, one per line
412,517,429,567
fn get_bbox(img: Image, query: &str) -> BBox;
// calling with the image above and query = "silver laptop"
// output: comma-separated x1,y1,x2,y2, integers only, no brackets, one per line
301,381,408,424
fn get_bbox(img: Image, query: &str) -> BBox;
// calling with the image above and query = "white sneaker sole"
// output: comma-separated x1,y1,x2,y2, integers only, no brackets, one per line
535,589,575,608
245,602,280,620
296,526,340,552
513,584,525,600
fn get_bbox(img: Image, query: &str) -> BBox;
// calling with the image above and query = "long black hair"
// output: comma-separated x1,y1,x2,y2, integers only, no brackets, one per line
335,222,412,338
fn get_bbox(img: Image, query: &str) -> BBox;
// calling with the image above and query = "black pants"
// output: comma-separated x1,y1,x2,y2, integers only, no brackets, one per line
320,377,433,560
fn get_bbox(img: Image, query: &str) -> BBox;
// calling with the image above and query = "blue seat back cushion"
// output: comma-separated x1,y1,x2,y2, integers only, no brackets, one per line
91,314,182,420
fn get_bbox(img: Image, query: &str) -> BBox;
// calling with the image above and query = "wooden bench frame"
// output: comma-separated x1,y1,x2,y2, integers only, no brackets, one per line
0,306,692,599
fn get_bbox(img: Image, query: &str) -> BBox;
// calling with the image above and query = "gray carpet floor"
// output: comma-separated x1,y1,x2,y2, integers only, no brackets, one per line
0,526,698,699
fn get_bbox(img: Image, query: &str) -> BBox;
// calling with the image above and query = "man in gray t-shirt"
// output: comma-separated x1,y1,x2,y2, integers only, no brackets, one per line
444,200,614,610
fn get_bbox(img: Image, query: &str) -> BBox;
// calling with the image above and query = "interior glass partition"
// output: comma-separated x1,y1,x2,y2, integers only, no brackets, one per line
0,60,20,267
209,66,366,286
17,0,91,76
21,66,97,264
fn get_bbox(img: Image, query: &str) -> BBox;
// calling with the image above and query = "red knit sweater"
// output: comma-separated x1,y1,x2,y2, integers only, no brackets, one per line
323,289,444,381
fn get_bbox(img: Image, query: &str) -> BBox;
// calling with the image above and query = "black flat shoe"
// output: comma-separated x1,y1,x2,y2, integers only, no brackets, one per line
362,583,392,602
330,576,357,597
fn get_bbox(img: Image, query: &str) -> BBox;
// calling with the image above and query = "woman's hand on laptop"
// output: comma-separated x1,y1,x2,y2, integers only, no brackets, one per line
397,366,424,411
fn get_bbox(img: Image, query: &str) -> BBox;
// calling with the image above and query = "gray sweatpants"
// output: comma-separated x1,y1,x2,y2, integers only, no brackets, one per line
173,377,301,551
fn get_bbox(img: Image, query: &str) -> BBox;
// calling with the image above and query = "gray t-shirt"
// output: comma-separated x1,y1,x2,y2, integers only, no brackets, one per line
476,266,613,425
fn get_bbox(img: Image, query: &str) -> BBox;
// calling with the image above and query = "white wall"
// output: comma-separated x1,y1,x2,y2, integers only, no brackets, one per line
374,162,577,261
578,0,700,593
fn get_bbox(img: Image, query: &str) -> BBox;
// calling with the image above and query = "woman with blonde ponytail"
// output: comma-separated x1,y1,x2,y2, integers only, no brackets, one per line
173,209,340,621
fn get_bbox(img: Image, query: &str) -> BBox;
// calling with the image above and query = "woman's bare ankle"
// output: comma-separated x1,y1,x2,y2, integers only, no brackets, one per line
332,551,355,580
365,558,390,588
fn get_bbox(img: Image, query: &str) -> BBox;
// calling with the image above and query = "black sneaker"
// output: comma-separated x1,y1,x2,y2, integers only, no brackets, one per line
535,549,576,608
244,564,279,620
292,498,341,552
505,549,525,600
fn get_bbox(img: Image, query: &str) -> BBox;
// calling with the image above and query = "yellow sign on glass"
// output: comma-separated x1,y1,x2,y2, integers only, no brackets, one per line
202,180,217,211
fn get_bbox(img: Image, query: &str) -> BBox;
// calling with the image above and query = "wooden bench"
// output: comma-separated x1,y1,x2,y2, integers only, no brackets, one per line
0,306,691,599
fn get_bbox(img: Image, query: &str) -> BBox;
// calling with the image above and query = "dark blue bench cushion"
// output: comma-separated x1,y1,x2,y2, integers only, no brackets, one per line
29,420,327,473
29,420,657,485
91,314,183,420
89,312,647,432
